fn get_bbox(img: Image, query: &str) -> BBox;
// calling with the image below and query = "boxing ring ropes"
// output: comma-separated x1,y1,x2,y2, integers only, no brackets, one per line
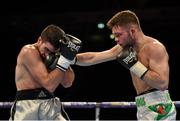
1,101,180,120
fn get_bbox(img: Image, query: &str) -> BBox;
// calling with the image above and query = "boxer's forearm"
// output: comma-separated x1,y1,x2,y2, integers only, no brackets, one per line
75,52,116,66
76,44,122,66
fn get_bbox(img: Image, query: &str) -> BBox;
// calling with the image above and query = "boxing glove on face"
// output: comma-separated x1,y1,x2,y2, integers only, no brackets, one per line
56,34,82,71
59,34,82,61
45,53,60,71
117,46,148,80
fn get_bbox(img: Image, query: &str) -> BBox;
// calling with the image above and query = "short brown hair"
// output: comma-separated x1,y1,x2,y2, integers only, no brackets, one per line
107,10,140,29
40,24,66,50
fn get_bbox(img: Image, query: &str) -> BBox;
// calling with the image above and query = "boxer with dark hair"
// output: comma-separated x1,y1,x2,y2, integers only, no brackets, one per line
9,24,82,120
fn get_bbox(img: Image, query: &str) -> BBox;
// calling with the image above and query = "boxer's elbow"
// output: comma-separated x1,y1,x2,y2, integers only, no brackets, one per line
61,82,73,88
156,80,168,91
61,77,74,88
61,72,74,88
148,72,168,91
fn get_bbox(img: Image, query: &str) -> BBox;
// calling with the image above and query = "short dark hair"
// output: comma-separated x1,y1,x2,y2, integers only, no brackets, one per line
107,10,141,30
40,24,66,50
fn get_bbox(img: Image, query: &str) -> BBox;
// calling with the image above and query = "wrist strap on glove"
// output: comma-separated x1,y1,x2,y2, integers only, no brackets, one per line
56,56,71,72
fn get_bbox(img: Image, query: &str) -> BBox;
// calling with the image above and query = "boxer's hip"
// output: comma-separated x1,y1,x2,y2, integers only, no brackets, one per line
135,90,176,120
135,89,172,108
10,88,67,120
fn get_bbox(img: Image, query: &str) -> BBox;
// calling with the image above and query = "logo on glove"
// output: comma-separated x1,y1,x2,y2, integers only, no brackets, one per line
123,50,137,64
67,41,81,52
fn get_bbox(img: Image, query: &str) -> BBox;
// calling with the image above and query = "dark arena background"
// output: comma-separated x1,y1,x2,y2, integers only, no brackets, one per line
0,0,180,120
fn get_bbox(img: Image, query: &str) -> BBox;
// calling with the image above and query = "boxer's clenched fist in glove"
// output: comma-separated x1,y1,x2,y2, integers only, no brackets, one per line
56,34,82,71
117,45,148,80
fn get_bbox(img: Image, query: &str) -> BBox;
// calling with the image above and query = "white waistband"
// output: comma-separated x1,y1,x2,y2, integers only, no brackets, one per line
135,90,172,107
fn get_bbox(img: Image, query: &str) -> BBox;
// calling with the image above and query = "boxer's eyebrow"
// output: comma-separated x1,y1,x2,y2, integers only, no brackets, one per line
45,47,54,54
